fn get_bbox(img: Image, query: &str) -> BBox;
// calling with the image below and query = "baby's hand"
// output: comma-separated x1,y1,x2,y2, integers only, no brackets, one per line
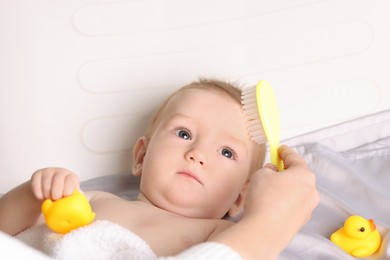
31,168,80,201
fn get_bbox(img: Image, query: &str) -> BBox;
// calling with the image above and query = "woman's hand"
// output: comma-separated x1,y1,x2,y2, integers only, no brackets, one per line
211,145,320,259
244,145,320,245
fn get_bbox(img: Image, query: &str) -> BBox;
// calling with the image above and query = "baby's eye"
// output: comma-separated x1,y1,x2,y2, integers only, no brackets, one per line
219,148,236,160
175,128,191,140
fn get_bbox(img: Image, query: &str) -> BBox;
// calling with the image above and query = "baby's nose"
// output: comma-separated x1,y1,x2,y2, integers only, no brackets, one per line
185,148,207,166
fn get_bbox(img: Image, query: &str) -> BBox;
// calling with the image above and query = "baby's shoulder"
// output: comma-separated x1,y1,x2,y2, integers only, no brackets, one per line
85,190,121,202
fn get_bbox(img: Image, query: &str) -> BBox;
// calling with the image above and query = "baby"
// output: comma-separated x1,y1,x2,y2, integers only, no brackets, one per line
0,79,319,259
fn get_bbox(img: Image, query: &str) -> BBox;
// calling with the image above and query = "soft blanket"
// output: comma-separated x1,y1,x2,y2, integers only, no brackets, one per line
15,221,241,260
16,220,157,260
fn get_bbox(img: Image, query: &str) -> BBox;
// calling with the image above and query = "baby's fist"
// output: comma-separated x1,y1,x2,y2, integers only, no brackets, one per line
31,168,80,201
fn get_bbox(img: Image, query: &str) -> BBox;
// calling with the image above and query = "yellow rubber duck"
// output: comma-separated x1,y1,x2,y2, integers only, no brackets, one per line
41,190,95,234
330,215,381,258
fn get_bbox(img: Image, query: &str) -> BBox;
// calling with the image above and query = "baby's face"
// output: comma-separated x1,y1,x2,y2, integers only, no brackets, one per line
138,88,257,219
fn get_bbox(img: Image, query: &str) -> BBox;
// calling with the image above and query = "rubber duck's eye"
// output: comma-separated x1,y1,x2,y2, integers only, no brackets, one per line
359,227,365,232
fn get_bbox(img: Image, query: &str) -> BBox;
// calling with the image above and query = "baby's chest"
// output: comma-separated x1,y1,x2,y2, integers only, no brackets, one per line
130,217,214,256
91,199,216,255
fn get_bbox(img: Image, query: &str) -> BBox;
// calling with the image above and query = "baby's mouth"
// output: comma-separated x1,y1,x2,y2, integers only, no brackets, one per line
177,170,203,185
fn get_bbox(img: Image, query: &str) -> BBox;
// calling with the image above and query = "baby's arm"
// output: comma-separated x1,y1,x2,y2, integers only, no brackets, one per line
0,168,79,236
210,145,320,259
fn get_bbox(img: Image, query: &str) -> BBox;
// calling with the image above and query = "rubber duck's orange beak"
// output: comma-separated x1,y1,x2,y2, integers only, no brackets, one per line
368,219,376,231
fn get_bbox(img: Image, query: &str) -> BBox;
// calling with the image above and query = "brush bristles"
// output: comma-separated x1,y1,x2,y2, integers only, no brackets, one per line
241,86,267,144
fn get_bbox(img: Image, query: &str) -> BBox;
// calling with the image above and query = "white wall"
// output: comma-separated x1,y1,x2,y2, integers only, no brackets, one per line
1,0,390,192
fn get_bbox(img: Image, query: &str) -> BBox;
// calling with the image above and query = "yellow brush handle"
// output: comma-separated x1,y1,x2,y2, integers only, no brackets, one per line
270,144,284,172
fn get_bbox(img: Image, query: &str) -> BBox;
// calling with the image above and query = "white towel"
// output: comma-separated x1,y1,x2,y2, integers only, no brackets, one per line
16,220,157,260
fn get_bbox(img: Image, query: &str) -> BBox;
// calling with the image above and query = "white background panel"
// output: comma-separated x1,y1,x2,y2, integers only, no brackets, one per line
1,0,390,192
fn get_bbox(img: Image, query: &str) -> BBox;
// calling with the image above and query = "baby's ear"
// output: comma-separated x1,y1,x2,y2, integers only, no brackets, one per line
227,182,249,219
132,136,149,176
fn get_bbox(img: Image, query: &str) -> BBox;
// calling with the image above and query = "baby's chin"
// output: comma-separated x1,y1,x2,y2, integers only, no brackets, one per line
138,188,231,219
